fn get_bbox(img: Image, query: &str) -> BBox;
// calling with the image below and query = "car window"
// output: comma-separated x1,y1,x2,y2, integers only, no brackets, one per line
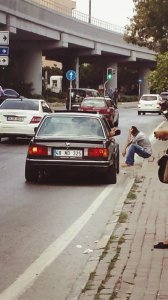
3,89,18,97
160,93,168,100
82,99,106,108
0,99,39,110
106,99,113,107
37,116,105,138
41,101,52,112
141,95,158,101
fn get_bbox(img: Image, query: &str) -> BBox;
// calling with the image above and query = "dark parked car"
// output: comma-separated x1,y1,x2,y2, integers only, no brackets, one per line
25,112,121,184
0,88,21,104
66,88,100,111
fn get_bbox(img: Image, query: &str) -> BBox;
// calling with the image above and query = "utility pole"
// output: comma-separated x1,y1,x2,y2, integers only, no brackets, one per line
89,0,91,23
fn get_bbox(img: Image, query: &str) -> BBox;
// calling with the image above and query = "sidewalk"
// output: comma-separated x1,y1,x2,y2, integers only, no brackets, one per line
76,120,168,300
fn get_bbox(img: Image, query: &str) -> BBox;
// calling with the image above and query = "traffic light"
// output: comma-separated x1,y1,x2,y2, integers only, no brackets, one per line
107,68,113,80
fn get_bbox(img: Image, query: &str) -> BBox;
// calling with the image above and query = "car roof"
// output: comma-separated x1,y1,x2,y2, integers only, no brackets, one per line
2,98,43,101
84,96,106,100
69,88,98,91
46,111,103,118
141,94,160,96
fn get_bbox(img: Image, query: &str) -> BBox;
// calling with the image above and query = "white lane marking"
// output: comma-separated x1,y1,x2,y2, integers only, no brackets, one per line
0,185,114,300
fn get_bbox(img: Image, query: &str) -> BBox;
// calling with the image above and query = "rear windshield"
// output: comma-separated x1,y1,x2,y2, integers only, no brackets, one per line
0,99,39,110
37,116,105,138
82,99,106,108
141,95,158,101
68,89,99,103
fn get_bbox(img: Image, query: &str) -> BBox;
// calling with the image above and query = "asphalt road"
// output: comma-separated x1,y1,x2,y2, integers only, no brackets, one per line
0,106,164,300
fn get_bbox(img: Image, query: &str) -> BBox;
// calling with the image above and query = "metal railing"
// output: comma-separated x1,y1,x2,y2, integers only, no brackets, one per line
27,0,124,34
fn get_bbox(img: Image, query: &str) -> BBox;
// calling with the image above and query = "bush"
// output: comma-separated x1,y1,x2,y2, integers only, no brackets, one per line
42,89,67,102
119,95,138,102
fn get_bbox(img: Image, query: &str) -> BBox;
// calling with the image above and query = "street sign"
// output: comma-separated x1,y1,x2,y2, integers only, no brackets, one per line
66,70,76,81
0,46,9,55
0,56,9,66
0,31,9,45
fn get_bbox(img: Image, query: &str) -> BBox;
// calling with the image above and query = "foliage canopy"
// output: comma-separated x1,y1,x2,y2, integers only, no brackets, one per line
124,0,168,53
148,52,168,93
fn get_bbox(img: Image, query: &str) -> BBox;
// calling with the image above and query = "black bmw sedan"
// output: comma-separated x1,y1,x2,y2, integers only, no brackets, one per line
25,112,120,184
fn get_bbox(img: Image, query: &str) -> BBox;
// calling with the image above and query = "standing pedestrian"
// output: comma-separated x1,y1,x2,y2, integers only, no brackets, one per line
121,126,152,167
112,88,120,107
153,129,168,249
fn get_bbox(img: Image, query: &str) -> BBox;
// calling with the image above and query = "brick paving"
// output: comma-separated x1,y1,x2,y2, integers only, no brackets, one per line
76,121,168,300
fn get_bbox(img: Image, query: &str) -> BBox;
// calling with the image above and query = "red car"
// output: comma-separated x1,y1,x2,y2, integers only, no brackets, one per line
80,97,115,127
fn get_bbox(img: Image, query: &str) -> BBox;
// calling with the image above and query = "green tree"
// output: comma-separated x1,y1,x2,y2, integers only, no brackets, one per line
124,0,168,53
79,63,104,89
148,52,168,92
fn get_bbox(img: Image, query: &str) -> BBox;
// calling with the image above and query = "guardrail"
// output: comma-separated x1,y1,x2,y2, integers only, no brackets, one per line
27,0,124,34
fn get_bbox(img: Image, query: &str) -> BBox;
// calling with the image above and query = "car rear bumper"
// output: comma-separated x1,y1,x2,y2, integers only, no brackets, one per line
0,124,36,137
26,158,113,173
138,109,161,113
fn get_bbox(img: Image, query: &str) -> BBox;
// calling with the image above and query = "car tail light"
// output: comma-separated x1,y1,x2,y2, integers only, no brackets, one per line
28,145,48,156
87,148,109,158
30,116,42,123
99,109,108,114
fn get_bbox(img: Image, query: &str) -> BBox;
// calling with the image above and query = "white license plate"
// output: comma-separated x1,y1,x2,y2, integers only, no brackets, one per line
7,116,24,121
53,149,83,157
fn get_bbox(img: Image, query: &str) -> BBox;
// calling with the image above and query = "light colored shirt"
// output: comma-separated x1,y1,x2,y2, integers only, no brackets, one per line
132,131,152,155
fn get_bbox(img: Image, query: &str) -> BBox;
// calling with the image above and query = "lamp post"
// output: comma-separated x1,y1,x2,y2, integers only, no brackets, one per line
89,0,91,23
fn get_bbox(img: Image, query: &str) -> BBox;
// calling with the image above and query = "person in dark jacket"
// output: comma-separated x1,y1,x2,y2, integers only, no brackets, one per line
154,129,168,249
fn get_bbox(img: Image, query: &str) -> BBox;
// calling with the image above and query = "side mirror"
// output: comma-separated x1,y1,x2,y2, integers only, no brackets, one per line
34,127,38,134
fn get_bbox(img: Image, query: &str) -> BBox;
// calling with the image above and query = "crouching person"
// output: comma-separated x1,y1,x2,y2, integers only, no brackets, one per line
121,126,152,167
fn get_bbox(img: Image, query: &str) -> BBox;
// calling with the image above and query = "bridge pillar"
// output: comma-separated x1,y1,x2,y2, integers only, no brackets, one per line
22,48,42,95
138,66,151,96
75,57,80,89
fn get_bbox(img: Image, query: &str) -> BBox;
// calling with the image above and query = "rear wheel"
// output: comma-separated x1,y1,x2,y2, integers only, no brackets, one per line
105,163,117,184
138,111,141,115
25,164,39,183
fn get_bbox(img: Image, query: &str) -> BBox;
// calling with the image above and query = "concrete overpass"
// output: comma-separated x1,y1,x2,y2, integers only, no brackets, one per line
0,0,156,95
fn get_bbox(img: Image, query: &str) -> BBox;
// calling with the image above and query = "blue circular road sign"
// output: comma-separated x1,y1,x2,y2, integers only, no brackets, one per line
66,70,76,81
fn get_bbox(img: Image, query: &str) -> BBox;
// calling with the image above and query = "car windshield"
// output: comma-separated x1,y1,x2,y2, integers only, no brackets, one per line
37,116,105,138
0,99,39,110
82,99,106,108
141,95,158,101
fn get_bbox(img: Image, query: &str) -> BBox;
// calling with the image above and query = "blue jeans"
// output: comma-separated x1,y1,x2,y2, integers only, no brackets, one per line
126,144,151,165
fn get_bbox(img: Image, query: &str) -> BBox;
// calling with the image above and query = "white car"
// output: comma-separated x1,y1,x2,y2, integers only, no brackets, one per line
0,98,52,141
138,94,162,115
